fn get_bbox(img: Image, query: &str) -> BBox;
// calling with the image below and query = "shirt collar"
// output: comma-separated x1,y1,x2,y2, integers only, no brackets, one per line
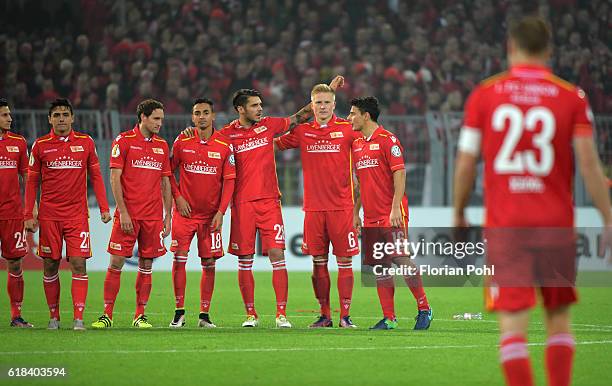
194,127,217,144
365,125,385,142
133,124,154,142
313,115,337,129
50,129,75,142
509,64,551,79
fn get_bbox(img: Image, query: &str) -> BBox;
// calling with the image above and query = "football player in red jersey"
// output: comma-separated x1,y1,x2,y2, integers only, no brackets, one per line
0,99,33,327
348,96,432,330
275,83,361,328
92,99,173,329
183,76,343,328
453,16,612,386
168,98,235,328
24,98,111,330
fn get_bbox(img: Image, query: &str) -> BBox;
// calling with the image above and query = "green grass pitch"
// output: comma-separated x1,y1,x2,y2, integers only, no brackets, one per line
0,271,611,385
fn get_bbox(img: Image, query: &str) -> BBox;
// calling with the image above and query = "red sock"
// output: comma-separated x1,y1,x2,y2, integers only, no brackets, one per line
312,259,330,317
7,271,24,319
200,261,216,313
500,334,534,386
43,273,60,320
404,272,430,311
103,267,121,319
134,267,152,318
337,260,354,318
546,333,575,386
271,260,288,317
376,275,395,319
71,274,88,320
238,258,257,317
172,256,187,309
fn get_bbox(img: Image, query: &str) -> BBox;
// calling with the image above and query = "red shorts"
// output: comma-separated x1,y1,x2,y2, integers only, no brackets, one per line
107,217,166,258
38,218,91,259
302,209,359,257
362,217,408,265
229,198,284,256
170,214,223,259
485,228,578,312
0,219,28,259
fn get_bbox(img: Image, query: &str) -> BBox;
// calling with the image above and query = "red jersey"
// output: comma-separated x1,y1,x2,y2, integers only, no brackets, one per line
171,129,236,220
25,130,109,220
0,131,28,220
219,116,289,203
459,64,594,227
275,115,359,211
110,125,171,220
352,126,409,222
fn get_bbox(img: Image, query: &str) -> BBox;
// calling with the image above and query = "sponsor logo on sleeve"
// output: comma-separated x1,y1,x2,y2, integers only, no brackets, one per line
229,154,235,166
152,147,164,154
111,144,120,158
6,146,19,152
208,151,221,159
70,145,84,152
391,145,402,157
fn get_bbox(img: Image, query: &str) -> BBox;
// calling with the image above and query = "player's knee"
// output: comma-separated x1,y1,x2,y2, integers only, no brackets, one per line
70,261,87,275
43,258,60,275
139,258,153,270
268,249,285,263
201,258,215,267
312,255,328,264
6,258,22,274
336,256,352,265
109,255,125,271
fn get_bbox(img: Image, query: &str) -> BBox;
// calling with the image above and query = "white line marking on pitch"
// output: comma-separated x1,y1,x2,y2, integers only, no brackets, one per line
1,340,611,355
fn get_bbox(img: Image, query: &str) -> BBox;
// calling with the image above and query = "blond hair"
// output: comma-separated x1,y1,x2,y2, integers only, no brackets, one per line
311,84,335,100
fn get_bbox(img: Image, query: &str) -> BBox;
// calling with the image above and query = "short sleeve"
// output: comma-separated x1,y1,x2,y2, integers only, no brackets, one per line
223,146,236,180
383,136,405,172
18,140,28,174
87,137,101,168
109,136,127,169
162,143,171,176
572,88,594,138
458,88,484,155
170,136,182,171
28,141,41,173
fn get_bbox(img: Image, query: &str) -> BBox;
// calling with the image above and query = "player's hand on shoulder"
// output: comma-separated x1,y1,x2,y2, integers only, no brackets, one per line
176,196,191,218
182,126,195,137
101,212,112,223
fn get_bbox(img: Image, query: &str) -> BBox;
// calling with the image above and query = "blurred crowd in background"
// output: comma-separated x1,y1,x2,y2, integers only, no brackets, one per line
1,0,610,116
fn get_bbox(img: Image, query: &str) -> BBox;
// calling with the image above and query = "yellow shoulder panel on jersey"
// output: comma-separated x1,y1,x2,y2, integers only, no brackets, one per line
546,74,576,92
7,133,25,141
37,135,53,143
334,120,351,125
153,137,166,142
74,133,89,139
214,139,230,147
479,71,509,88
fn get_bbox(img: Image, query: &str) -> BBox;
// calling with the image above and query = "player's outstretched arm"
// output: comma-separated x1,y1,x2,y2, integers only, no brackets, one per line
161,176,172,237
453,151,477,227
390,169,406,228
110,168,133,234
574,136,612,259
